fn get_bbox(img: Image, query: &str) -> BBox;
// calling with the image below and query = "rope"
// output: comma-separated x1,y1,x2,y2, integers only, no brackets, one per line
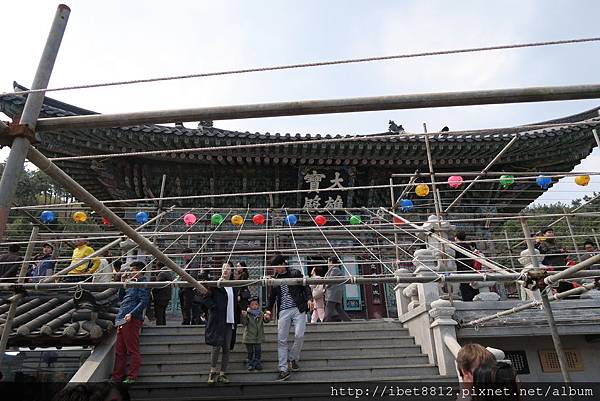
3,37,600,97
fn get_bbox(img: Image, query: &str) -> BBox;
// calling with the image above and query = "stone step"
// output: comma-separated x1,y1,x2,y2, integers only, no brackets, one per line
131,376,458,401
140,321,406,335
137,364,440,382
140,328,408,342
139,354,430,374
140,344,424,361
140,337,415,353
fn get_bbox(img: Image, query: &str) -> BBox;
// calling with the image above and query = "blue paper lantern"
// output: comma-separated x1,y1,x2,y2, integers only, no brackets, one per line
135,211,149,224
536,176,552,189
399,199,414,212
40,210,55,224
284,214,298,226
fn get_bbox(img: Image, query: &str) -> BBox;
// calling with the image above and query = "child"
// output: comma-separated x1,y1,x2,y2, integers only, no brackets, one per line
241,297,269,371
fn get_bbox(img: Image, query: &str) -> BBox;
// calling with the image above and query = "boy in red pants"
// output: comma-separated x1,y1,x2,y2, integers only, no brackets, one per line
112,261,149,383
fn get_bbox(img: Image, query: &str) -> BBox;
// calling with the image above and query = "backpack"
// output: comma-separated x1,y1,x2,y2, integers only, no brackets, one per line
311,284,324,300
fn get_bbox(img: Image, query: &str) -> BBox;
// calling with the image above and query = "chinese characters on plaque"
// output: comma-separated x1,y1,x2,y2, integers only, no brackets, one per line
302,169,348,210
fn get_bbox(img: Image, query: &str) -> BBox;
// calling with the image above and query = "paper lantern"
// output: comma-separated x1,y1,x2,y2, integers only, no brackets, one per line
415,184,430,197
40,210,55,224
314,215,327,226
575,175,590,186
135,211,149,224
252,214,266,225
536,175,552,189
211,213,224,225
231,214,244,226
284,214,298,226
399,199,414,212
183,213,197,226
499,174,515,189
72,211,88,223
447,175,464,189
349,215,362,225
101,217,112,226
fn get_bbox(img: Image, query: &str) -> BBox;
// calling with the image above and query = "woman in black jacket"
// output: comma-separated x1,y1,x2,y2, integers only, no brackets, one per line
199,261,241,385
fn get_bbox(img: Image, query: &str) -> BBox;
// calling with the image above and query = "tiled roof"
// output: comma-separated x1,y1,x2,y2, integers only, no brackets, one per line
0,288,118,347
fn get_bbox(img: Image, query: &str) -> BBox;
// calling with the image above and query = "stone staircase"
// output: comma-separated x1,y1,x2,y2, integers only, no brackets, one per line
132,319,452,400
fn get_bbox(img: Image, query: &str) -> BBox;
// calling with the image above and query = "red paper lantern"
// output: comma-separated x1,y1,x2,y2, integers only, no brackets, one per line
252,214,266,225
314,215,327,226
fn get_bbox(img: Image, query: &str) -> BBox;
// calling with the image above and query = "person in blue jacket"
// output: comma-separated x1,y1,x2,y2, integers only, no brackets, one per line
111,261,150,383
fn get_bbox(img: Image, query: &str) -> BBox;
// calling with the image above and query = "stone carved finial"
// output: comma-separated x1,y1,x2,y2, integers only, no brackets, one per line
413,248,439,275
472,280,500,301
388,120,404,133
403,283,420,310
518,248,543,268
428,299,456,322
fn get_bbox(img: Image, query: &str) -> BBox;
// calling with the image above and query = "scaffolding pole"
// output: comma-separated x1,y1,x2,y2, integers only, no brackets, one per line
26,147,207,294
32,84,600,131
462,280,599,327
0,225,39,369
520,216,571,385
444,135,519,212
42,207,173,282
0,4,70,240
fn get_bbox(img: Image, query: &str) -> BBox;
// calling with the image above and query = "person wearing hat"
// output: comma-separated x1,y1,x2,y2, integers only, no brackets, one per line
241,296,270,371
28,243,56,283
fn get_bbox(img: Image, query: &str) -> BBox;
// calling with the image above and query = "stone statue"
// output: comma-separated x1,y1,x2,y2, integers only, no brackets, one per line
388,120,404,133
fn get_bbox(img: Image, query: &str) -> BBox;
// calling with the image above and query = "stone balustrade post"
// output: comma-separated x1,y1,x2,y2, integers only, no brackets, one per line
413,248,440,308
403,283,420,310
518,249,543,301
429,299,458,376
394,267,412,316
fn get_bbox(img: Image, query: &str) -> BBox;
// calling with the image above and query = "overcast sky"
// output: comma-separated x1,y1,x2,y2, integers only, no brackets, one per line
1,0,599,206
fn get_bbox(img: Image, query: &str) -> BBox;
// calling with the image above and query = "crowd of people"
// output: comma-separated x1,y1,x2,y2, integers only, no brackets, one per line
1,229,597,387
109,253,357,383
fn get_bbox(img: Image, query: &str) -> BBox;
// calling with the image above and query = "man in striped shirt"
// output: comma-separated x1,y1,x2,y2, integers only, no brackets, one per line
265,254,311,381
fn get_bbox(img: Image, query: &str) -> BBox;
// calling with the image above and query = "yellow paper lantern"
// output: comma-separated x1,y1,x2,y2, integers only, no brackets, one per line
415,184,430,197
231,214,244,226
575,175,590,186
72,211,88,223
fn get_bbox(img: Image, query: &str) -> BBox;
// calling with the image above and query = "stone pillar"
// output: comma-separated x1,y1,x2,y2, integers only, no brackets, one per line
472,281,500,301
394,267,411,316
518,249,543,301
413,248,440,308
422,215,459,299
429,299,459,376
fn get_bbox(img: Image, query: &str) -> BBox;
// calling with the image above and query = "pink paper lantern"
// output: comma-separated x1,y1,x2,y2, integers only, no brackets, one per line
183,213,197,226
448,175,464,189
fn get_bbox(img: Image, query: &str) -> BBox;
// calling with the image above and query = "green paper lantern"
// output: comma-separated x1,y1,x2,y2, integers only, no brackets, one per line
499,174,515,189
211,213,224,225
349,215,362,225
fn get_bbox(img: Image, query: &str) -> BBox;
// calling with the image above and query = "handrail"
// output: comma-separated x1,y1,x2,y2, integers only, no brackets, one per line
443,333,461,359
